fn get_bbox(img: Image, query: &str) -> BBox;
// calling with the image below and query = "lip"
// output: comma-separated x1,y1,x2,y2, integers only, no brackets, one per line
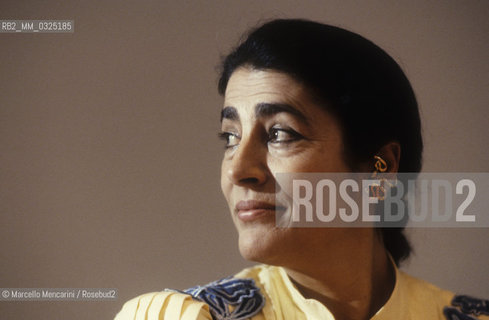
235,200,284,222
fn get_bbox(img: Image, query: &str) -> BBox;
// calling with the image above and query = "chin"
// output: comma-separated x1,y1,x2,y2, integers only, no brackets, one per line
237,225,284,264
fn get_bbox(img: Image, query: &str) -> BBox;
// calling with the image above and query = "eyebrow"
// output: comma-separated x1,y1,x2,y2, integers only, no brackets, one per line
220,102,308,124
255,103,308,123
221,106,239,122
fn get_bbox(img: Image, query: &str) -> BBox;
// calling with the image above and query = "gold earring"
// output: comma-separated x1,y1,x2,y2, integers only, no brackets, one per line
370,156,388,200
373,155,387,174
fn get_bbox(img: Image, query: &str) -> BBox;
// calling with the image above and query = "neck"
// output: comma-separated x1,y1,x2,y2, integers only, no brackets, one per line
282,230,395,320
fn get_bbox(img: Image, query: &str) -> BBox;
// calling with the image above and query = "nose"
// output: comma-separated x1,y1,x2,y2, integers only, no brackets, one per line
225,137,269,187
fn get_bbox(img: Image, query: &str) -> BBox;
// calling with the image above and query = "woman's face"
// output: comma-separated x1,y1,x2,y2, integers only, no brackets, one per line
220,67,355,264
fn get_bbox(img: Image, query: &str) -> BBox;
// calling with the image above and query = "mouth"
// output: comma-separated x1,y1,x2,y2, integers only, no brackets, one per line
235,200,286,222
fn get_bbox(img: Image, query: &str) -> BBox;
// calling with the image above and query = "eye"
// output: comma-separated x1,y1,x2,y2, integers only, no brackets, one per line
268,127,303,144
218,131,240,149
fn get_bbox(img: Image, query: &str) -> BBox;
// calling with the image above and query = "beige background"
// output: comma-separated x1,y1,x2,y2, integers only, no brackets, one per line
0,1,488,319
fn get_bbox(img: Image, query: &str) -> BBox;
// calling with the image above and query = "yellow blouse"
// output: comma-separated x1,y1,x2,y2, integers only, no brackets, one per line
115,264,488,320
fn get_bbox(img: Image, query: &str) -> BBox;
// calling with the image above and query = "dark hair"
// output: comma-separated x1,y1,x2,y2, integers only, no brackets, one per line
218,19,423,265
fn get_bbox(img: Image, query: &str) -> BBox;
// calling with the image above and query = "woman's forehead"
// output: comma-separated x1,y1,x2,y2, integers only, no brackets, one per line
223,68,313,114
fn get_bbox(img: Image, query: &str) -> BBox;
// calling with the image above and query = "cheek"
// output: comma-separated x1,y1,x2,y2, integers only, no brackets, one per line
220,161,231,201
286,140,347,172
269,152,327,173
270,152,349,177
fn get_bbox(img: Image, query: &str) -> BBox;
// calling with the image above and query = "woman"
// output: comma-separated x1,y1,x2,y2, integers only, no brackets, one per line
115,19,488,320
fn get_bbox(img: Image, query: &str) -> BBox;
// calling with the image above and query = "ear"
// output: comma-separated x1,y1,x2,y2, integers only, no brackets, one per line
375,142,401,173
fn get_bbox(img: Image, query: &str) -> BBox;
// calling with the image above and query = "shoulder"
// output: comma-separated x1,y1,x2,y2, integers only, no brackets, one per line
399,271,489,320
114,269,266,320
114,290,212,320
